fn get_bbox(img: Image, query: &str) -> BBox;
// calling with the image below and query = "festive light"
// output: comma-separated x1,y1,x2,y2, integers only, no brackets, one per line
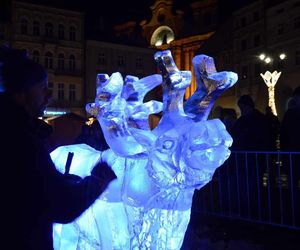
260,70,281,116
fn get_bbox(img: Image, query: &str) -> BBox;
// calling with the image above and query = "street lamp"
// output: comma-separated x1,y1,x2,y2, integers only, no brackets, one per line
259,53,286,116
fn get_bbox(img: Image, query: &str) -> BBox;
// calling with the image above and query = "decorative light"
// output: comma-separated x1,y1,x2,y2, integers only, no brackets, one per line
44,110,67,116
260,70,281,116
265,57,271,64
279,53,286,60
155,40,162,46
259,53,265,60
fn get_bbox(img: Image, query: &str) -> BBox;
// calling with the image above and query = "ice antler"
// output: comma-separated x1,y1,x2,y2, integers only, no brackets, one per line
153,50,192,135
86,72,163,156
184,55,238,121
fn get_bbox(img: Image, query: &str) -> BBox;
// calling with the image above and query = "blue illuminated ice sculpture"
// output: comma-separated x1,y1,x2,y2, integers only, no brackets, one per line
51,50,238,249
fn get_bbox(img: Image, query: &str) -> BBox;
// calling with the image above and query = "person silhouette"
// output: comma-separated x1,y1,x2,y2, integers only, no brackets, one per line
280,86,300,151
231,94,275,151
0,45,116,250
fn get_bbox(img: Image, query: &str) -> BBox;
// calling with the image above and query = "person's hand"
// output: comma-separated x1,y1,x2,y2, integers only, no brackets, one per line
91,161,117,185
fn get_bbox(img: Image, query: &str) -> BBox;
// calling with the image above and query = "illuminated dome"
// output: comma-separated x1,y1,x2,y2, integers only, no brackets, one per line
150,25,174,46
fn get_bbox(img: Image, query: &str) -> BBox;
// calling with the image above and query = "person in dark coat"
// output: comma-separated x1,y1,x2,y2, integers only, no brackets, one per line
280,86,300,152
0,46,117,250
230,94,276,151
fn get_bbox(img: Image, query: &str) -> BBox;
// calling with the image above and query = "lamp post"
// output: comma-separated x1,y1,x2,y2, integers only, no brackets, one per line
259,53,286,116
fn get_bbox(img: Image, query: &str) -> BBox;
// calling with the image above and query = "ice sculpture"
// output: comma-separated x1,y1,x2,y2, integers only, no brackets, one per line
51,50,238,250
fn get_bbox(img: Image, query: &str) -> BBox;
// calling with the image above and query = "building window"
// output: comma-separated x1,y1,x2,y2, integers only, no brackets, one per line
58,53,65,70
241,17,246,27
295,50,300,65
32,50,40,63
117,55,125,67
69,84,76,101
276,8,284,14
58,24,65,40
97,52,106,65
69,26,76,41
253,35,260,47
294,17,300,29
277,60,284,70
48,82,53,98
58,83,64,100
20,18,28,34
136,57,143,69
69,55,76,70
253,11,259,22
33,21,40,36
241,65,248,79
254,63,261,75
45,51,53,69
277,23,284,35
241,39,247,51
45,22,53,38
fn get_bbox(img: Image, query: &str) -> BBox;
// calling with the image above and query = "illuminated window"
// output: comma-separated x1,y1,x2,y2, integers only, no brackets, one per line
69,84,76,101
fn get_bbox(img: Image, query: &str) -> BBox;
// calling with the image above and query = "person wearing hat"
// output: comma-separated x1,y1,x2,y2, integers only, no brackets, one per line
0,46,117,249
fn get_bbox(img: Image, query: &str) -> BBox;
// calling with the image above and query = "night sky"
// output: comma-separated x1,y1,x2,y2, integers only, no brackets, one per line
1,0,257,24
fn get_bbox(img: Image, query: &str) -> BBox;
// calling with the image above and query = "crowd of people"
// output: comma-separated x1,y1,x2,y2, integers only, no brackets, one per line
212,90,300,152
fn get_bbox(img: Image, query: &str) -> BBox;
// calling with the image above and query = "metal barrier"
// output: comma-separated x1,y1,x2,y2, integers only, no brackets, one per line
193,151,300,230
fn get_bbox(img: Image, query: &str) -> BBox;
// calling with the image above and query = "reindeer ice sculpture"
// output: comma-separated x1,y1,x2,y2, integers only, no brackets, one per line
51,50,238,249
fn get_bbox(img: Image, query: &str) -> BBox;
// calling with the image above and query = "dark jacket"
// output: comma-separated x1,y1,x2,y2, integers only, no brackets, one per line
0,94,108,250
231,109,276,151
280,108,300,151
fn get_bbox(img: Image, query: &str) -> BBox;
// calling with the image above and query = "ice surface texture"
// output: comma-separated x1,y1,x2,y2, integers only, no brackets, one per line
52,50,238,250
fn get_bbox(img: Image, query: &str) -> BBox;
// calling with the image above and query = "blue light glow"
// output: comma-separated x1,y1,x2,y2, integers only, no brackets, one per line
51,50,238,249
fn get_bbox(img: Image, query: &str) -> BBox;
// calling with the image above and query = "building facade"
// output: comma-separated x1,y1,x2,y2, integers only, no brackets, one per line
85,40,158,104
140,0,217,99
232,0,300,119
2,1,86,117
